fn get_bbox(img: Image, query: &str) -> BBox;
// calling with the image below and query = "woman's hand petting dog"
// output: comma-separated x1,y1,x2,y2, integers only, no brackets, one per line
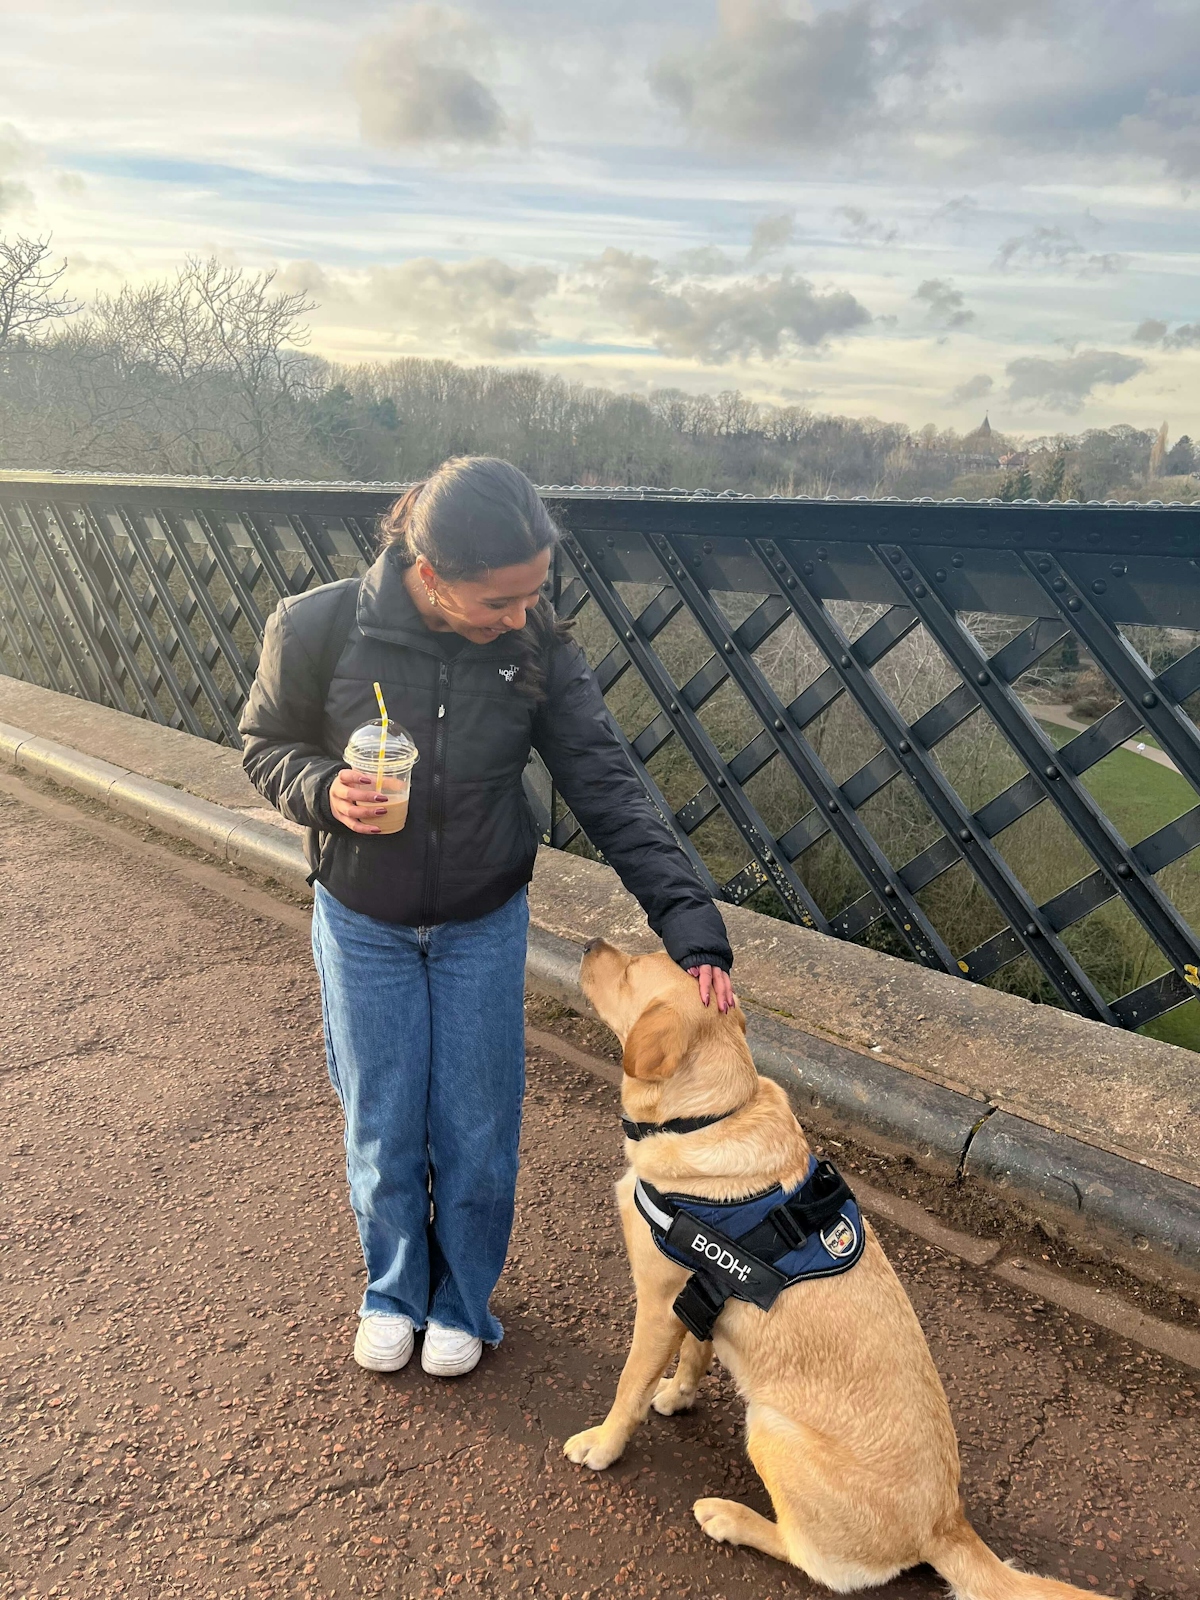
687,965,734,1013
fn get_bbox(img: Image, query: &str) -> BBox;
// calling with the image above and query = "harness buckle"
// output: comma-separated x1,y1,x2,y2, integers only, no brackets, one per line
673,1274,727,1342
768,1202,808,1252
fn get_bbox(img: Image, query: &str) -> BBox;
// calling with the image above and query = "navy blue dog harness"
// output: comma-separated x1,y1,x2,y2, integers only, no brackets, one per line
633,1155,865,1341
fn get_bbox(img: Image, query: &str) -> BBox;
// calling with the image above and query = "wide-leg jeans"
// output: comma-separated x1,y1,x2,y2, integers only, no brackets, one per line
311,882,528,1344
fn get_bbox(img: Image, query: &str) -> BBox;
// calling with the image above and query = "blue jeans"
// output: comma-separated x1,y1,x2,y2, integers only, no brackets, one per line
311,882,529,1344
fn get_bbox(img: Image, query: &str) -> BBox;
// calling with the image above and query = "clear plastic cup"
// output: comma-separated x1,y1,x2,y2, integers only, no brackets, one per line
343,720,419,834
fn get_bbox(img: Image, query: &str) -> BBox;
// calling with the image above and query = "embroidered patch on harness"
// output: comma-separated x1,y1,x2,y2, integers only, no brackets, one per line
498,665,518,682
820,1214,859,1259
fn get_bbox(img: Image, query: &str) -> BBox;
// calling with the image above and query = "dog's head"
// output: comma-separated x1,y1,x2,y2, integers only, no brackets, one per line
580,939,744,1082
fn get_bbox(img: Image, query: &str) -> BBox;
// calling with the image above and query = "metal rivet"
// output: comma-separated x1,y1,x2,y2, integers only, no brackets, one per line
763,542,775,554
1067,597,1081,611
624,630,633,641
817,547,828,560
898,740,911,754
958,828,971,842
1110,562,1127,576
828,800,839,812
1051,577,1066,592
692,556,702,567
670,702,679,713
786,576,797,588
883,885,896,898
702,542,713,554
774,719,784,730
802,562,814,576
1045,765,1059,779
951,554,964,568
913,584,927,598
899,566,913,580
717,777,727,787
1091,580,1107,595
1116,863,1131,878
889,548,903,563
1037,559,1052,574
724,641,734,654
840,654,852,668
934,569,947,582
1142,692,1158,708
1025,923,1038,937
976,671,990,686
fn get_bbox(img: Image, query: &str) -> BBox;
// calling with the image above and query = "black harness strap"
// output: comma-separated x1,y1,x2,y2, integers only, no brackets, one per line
737,1162,854,1259
620,1109,737,1141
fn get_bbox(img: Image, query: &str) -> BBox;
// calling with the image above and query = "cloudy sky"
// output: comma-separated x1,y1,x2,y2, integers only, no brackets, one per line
3,0,1200,434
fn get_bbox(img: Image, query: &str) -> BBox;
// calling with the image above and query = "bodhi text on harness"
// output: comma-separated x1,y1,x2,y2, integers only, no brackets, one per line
632,1153,865,1341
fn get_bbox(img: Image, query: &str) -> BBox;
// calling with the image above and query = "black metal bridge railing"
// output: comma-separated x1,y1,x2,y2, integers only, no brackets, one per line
3,470,1200,1036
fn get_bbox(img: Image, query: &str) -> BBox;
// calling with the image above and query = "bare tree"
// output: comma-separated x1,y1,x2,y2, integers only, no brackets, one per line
88,257,318,475
0,234,78,351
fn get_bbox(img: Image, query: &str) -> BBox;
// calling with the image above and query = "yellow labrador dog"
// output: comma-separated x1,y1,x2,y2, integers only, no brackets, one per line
564,942,1115,1600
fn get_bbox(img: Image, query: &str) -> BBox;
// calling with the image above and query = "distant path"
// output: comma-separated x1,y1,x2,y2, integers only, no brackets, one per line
1029,702,1182,772
1,774,1196,1600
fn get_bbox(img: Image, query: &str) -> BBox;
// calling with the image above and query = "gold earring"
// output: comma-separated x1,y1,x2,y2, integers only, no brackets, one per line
425,586,441,608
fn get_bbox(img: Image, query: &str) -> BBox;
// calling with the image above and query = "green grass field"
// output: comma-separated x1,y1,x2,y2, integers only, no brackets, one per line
1038,722,1200,1050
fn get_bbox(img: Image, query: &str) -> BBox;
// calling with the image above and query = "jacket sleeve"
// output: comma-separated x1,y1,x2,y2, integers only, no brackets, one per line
238,600,344,831
533,638,733,971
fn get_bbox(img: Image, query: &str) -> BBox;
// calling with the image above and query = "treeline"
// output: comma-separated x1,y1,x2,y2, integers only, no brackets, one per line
0,242,1190,501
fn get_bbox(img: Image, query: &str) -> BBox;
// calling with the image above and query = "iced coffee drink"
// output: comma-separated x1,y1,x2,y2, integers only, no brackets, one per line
343,720,419,834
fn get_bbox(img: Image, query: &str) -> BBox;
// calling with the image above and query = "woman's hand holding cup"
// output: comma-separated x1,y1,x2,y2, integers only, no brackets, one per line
330,768,393,834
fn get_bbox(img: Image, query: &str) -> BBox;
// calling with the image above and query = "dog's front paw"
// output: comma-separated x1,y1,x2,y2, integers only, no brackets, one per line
694,1497,744,1544
563,1425,625,1470
652,1375,698,1415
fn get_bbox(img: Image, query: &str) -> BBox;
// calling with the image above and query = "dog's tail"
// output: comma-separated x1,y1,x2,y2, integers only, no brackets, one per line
927,1516,1116,1600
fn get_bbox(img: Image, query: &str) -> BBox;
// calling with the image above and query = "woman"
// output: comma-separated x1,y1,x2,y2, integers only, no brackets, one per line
240,456,733,1379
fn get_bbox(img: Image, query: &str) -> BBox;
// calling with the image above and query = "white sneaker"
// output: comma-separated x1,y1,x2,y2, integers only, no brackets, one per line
353,1312,414,1372
421,1321,483,1377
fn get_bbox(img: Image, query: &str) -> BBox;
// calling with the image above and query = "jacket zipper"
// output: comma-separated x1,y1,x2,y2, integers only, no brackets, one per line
421,658,451,926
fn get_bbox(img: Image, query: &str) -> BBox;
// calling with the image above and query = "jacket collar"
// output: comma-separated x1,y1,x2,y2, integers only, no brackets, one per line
356,547,515,661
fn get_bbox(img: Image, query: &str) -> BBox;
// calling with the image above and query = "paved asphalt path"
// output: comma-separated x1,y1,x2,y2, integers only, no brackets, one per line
0,782,1197,1600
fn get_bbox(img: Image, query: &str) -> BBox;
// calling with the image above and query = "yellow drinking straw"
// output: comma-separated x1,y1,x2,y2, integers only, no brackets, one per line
372,680,389,793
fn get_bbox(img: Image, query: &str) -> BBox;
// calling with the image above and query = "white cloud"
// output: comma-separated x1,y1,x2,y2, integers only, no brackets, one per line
745,210,796,263
1005,349,1145,413
914,277,973,330
281,254,555,353
580,247,871,362
1133,318,1200,351
996,224,1125,277
948,372,994,405
351,5,512,149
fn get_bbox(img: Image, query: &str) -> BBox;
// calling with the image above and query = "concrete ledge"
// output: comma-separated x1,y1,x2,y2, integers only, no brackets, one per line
3,722,306,885
16,733,126,803
964,1113,1200,1286
741,1005,987,1176
4,695,1200,1295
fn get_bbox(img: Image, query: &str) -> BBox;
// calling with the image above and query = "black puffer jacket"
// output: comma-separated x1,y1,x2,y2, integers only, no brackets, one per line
239,548,732,971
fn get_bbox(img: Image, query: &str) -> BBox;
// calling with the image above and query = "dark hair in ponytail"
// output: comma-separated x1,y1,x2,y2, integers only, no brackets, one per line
378,456,568,702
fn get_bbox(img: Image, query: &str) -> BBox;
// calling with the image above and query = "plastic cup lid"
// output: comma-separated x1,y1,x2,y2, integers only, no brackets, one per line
345,720,419,771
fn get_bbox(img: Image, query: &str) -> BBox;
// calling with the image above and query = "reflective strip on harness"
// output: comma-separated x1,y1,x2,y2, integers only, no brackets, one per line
633,1156,865,1340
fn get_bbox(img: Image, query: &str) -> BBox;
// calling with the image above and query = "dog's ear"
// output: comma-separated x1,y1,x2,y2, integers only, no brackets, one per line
622,1000,694,1081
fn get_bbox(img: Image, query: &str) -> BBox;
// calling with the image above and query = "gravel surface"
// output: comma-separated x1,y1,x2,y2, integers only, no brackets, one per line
1,786,1197,1600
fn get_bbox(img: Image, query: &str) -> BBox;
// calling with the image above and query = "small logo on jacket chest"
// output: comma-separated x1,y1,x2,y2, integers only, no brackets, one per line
498,664,519,683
